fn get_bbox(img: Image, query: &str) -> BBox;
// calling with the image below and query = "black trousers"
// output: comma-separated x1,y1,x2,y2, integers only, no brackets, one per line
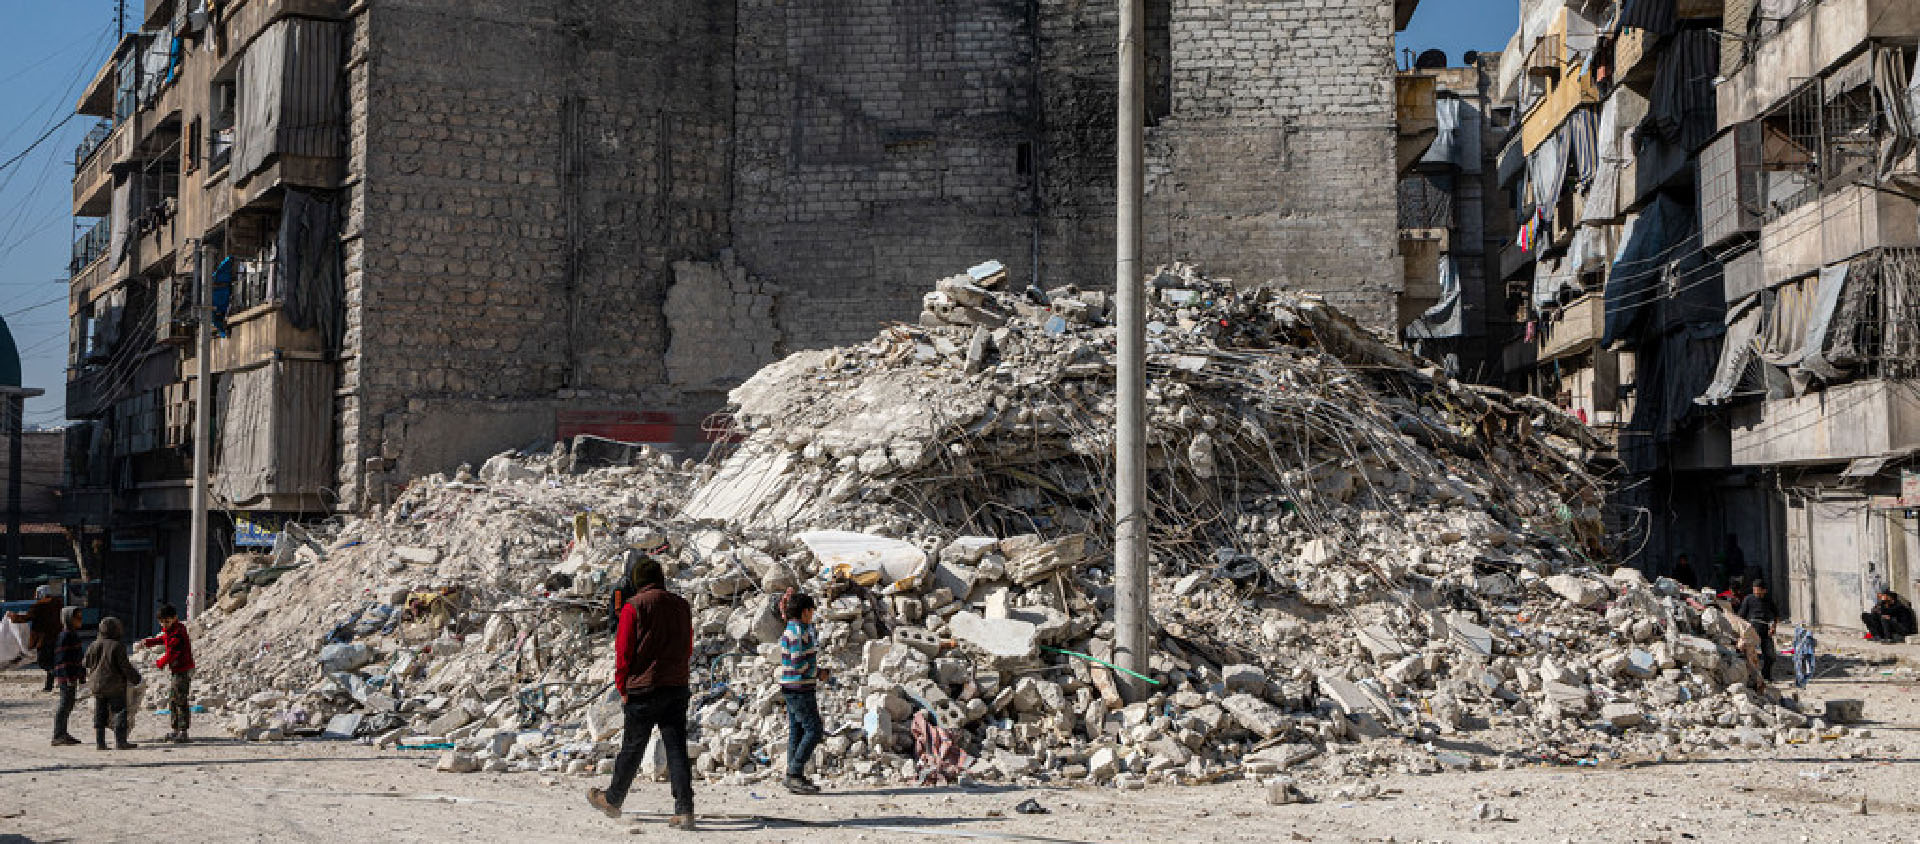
54,684,77,738
37,642,55,689
604,687,693,815
1753,623,1777,679
1863,611,1914,641
93,693,129,737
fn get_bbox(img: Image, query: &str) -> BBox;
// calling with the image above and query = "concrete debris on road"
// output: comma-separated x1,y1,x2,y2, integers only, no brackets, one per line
186,264,1829,791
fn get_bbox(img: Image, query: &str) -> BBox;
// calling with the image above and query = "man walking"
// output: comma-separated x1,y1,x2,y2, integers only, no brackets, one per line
587,556,695,831
139,604,194,742
1738,581,1779,682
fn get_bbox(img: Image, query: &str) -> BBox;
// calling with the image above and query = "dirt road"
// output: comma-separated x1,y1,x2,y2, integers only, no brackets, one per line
3,640,1917,843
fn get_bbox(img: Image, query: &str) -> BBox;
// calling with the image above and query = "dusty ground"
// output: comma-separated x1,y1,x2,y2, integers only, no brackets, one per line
3,637,1917,844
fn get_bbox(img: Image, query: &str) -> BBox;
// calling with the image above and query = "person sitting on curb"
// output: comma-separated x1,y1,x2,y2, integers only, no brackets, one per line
1862,590,1916,644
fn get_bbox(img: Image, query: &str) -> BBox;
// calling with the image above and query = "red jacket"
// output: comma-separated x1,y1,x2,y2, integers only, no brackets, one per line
142,621,195,674
614,585,692,694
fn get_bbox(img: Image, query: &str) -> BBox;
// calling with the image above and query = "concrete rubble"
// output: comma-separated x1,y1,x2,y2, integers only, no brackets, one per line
187,264,1848,791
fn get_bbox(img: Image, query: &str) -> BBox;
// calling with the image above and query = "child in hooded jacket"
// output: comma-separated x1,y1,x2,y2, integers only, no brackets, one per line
83,616,142,750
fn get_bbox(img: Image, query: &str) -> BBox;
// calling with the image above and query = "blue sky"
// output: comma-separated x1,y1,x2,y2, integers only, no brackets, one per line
1399,0,1519,68
0,2,119,428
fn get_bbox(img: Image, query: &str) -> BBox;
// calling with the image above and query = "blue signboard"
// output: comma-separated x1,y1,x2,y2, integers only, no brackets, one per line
233,513,282,548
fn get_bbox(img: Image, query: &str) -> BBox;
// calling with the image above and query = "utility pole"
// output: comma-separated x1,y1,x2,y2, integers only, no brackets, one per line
1112,0,1150,701
188,241,211,619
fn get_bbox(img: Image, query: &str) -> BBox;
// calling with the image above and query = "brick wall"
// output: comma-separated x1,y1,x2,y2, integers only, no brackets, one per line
731,0,1042,350
344,0,735,494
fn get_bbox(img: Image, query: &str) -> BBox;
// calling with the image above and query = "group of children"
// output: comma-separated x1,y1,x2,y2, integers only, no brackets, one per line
47,603,196,750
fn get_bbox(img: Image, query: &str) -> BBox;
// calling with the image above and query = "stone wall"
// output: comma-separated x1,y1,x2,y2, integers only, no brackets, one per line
730,0,1042,350
332,0,1403,501
1039,0,1403,328
344,0,736,495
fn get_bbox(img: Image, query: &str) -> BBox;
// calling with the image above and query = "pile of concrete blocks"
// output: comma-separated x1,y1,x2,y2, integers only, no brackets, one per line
181,263,1847,791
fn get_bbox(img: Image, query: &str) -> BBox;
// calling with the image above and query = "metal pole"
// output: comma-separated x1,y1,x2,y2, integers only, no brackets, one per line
5,396,22,602
1113,0,1150,702
188,241,212,619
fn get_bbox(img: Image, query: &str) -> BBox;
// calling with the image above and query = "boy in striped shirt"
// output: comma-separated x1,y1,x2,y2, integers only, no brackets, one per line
778,592,827,794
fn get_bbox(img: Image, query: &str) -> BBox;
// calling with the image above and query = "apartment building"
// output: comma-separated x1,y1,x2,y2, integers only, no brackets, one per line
1398,50,1520,379
1488,0,1766,578
1695,0,1920,627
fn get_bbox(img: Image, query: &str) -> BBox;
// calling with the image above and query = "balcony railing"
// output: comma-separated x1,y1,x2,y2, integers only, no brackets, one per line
70,219,109,275
73,120,114,173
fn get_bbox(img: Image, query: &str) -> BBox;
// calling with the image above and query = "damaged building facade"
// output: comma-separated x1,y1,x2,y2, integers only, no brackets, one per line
62,0,1420,614
1695,0,1920,627
1483,0,1920,628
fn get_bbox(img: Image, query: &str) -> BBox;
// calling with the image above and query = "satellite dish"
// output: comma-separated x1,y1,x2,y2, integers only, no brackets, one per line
1463,50,1481,65
1415,49,1448,70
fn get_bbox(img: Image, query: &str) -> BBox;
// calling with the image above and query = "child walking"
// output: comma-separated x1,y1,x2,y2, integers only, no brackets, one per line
83,617,142,750
51,608,85,745
141,603,195,742
778,591,827,795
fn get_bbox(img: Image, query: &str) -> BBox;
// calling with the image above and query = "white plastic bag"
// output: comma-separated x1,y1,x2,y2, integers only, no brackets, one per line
0,619,29,668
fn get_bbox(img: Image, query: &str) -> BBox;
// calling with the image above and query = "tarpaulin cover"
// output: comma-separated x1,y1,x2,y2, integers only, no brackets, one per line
1582,94,1624,223
1645,30,1720,153
1698,295,1763,405
1407,256,1466,339
1794,262,1851,383
1603,194,1692,345
1422,98,1484,174
275,188,345,351
234,18,345,179
1526,130,1570,223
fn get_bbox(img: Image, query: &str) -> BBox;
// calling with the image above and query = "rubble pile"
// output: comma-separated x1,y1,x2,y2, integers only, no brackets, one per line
190,263,1840,791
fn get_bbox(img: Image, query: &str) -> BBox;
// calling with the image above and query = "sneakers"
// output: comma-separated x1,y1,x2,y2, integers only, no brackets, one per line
51,735,82,747
667,814,697,831
161,731,191,744
783,774,821,795
115,740,138,750
586,787,622,819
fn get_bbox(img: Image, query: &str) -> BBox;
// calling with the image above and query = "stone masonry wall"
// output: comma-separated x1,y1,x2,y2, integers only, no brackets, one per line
730,0,1042,350
333,0,1403,501
345,0,735,494
1041,0,1404,330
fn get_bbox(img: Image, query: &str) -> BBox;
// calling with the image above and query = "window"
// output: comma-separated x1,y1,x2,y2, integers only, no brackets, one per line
186,117,202,172
209,80,236,173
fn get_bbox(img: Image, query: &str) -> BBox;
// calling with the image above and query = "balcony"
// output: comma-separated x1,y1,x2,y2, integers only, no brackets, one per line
1613,27,1660,89
1395,73,1438,174
1538,294,1603,362
1731,379,1920,466
1761,184,1920,285
1718,0,1920,127
198,303,328,374
1521,71,1600,155
69,220,109,278
72,120,127,216
1499,238,1536,281
215,0,350,72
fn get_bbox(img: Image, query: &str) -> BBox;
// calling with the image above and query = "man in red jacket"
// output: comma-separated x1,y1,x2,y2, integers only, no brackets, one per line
587,556,695,831
140,604,195,743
